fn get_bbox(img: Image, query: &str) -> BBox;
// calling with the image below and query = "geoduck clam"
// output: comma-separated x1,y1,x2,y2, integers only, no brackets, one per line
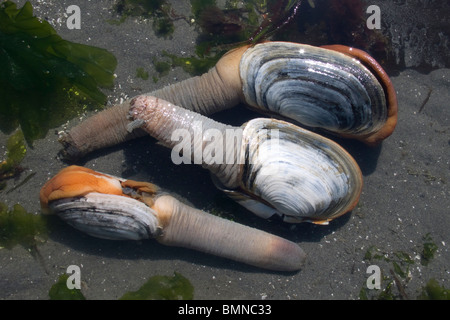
40,165,306,271
127,96,363,224
60,41,397,161
239,42,398,145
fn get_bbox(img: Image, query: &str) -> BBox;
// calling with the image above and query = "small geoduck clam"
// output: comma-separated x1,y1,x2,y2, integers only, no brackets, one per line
60,41,397,160
127,96,363,225
40,166,306,271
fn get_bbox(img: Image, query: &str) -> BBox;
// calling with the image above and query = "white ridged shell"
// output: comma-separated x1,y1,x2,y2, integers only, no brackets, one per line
227,118,362,223
49,193,159,240
240,42,387,136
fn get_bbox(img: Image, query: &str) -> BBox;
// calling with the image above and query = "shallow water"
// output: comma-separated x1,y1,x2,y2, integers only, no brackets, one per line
1,0,449,301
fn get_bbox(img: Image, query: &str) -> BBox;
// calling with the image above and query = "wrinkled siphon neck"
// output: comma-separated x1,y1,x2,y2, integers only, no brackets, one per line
152,194,306,272
59,44,249,161
149,67,241,115
128,96,242,189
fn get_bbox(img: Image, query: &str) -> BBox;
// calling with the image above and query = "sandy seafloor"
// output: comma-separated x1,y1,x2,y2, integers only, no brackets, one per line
0,0,448,300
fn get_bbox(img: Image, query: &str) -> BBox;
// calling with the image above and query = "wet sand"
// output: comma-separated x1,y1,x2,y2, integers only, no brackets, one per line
0,0,448,300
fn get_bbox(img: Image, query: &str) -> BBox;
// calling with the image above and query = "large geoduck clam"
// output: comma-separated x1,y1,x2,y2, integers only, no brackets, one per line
128,96,363,225
40,165,306,271
60,41,397,161
239,42,398,146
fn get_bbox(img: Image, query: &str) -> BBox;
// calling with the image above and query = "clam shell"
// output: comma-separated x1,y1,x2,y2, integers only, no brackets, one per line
48,193,160,240
226,118,363,223
240,42,388,137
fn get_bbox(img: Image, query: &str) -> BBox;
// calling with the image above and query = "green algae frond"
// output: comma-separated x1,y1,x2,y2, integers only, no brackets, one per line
113,0,175,38
418,279,450,300
0,129,26,188
0,201,47,250
421,233,438,266
120,272,194,300
136,67,150,80
49,274,86,300
0,1,117,143
360,234,445,300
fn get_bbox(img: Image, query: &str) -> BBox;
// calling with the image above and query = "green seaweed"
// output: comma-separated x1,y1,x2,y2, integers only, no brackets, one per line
0,201,47,250
246,0,303,43
171,0,301,76
152,14,174,37
120,272,194,300
421,233,438,266
392,251,414,279
417,279,450,300
115,0,166,17
162,51,221,76
192,0,302,42
49,274,86,300
152,59,171,76
151,50,221,78
394,251,415,265
392,261,408,279
144,1,302,80
361,234,444,300
192,0,253,48
0,1,117,143
363,245,388,261
113,0,175,38
190,0,216,19
136,67,149,80
0,129,26,185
